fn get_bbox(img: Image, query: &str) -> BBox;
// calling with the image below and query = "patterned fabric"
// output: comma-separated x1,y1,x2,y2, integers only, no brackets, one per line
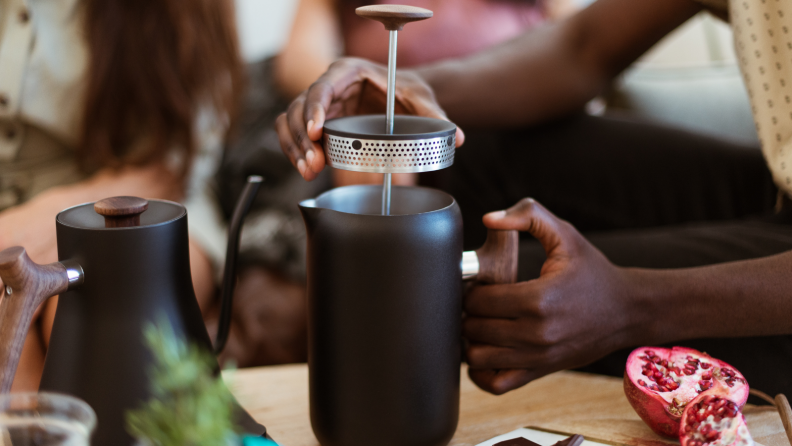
729,0,792,200
694,0,729,14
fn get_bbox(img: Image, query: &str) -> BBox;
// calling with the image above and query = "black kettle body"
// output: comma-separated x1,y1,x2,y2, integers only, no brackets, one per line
301,185,463,446
42,201,252,445
0,178,269,444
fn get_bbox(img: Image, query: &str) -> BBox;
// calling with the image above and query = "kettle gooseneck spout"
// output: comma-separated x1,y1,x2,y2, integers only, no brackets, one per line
214,175,264,355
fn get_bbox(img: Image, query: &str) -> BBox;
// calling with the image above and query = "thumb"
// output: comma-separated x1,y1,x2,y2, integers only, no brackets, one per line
482,198,576,258
468,368,536,395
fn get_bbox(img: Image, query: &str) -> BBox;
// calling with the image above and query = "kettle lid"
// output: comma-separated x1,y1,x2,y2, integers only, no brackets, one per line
57,197,185,230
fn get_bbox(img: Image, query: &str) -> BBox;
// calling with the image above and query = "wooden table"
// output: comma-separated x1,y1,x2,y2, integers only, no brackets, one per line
226,364,790,446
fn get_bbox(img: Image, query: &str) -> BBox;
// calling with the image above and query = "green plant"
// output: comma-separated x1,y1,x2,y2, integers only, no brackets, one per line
126,318,238,446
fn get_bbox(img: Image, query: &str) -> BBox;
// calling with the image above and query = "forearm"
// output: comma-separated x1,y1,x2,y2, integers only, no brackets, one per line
274,0,342,99
416,21,605,129
627,251,792,344
414,0,701,129
43,163,181,206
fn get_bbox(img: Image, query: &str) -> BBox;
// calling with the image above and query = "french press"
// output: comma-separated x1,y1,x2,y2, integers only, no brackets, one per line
0,177,269,444
301,5,518,446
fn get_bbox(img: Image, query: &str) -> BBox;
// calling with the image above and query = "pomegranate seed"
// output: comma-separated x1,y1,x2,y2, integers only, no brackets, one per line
653,357,662,364
699,380,713,391
726,380,734,387
685,425,692,433
701,371,712,380
654,371,663,379
684,369,695,376
638,380,646,386
661,359,669,367
642,369,650,376
645,350,656,356
700,362,711,369
700,425,711,435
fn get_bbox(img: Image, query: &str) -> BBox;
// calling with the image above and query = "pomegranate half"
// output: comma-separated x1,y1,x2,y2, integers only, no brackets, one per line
679,395,754,446
624,346,749,437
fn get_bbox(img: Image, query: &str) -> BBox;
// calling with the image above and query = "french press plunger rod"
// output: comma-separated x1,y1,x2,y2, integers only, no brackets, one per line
330,5,437,215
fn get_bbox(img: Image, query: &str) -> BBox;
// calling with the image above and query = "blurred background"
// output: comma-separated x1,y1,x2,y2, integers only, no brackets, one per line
235,0,755,144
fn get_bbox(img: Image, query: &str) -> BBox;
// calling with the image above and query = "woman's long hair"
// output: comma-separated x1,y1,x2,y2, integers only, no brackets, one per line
79,0,244,176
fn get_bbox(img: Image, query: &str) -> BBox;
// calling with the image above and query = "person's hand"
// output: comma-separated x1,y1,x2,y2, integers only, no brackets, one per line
464,198,639,395
275,57,465,181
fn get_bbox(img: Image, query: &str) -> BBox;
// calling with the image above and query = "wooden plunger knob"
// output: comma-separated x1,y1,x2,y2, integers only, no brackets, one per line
94,196,149,228
356,5,432,31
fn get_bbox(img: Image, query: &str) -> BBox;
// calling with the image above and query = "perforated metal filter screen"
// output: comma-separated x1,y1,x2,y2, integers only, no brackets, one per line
322,114,457,174
325,133,455,173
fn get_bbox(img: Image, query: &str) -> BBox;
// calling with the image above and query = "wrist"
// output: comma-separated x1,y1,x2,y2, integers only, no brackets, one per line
618,267,685,348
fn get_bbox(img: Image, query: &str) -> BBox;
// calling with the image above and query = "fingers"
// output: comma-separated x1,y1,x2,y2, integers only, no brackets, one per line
465,281,540,318
276,106,325,181
468,368,536,395
455,128,465,147
482,198,578,258
400,79,465,147
466,342,550,370
304,80,332,140
464,317,528,348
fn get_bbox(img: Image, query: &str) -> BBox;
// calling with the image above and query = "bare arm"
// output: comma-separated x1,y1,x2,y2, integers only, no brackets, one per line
464,200,792,394
418,0,702,128
629,253,792,342
274,0,342,99
277,0,702,179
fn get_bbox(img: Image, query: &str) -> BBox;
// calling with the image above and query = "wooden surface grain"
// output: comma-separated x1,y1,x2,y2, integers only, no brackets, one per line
94,196,149,228
0,247,69,392
226,364,790,446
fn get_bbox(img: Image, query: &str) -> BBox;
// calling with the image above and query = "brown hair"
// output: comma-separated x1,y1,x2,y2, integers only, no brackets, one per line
79,0,244,177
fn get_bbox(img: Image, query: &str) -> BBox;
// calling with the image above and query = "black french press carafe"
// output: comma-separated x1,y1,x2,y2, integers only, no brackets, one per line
301,5,519,446
0,177,270,444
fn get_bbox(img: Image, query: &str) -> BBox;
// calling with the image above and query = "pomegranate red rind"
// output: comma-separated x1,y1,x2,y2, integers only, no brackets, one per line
624,347,748,438
680,395,754,446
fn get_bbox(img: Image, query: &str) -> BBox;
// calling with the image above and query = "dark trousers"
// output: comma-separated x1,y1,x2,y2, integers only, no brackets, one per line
424,113,792,399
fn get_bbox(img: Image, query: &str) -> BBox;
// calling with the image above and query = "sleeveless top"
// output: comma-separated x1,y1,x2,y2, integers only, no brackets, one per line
340,0,547,67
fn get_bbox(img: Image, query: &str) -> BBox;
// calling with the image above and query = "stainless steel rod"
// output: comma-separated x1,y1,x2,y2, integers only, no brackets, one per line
382,29,397,216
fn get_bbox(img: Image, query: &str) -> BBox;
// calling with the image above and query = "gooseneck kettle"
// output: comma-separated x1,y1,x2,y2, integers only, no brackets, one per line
0,177,269,444
301,5,519,446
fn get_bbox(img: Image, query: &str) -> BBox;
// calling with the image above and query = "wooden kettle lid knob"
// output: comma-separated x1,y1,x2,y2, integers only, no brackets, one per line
356,5,433,31
94,196,149,228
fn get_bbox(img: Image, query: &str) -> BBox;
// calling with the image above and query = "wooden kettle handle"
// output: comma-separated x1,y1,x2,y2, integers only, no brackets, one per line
356,5,433,31
0,247,73,393
475,229,519,284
